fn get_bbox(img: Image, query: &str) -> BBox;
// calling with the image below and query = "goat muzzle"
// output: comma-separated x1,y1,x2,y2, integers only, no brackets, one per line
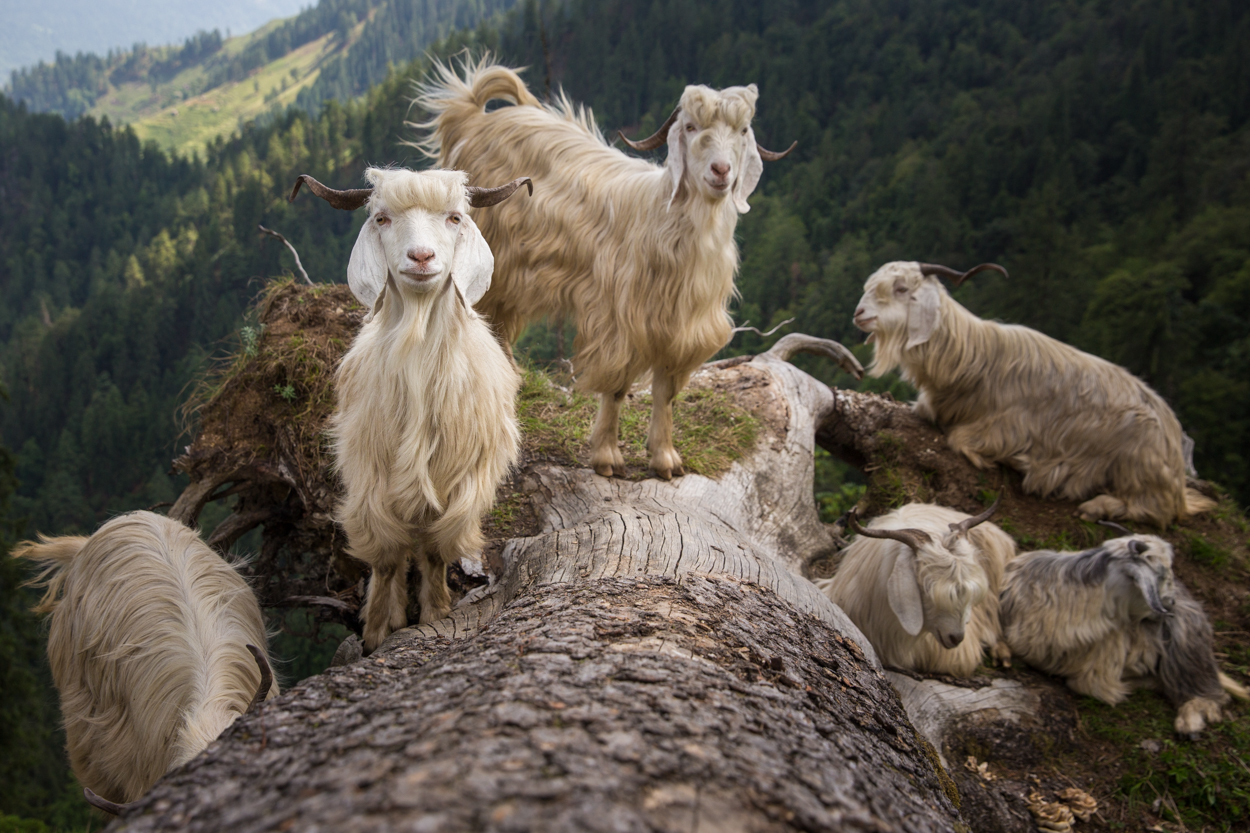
289,174,372,210
466,177,534,208
919,262,1009,288
846,508,931,552
618,106,682,152
947,493,1002,537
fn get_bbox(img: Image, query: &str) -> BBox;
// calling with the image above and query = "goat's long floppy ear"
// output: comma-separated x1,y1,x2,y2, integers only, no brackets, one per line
887,550,926,636
906,278,943,349
665,118,687,208
347,218,387,309
450,214,494,310
734,126,765,214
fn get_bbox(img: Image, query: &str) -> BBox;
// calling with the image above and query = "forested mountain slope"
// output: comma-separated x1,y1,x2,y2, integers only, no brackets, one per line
1,0,1249,827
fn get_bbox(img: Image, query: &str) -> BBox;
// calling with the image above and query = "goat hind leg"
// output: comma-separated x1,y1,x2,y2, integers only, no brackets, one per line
590,390,627,477
647,369,684,480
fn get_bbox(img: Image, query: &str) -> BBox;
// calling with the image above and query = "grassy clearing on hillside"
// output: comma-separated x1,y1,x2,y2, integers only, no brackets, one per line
87,15,369,157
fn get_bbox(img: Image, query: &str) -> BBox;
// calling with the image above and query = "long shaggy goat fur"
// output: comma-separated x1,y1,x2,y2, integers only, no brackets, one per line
816,503,1017,676
415,56,769,479
13,511,275,804
331,167,521,652
1000,536,1248,735
854,261,1214,526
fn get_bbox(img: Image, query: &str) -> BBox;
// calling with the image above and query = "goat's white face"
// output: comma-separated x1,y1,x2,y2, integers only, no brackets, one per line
668,84,764,212
890,535,989,649
1106,536,1176,620
853,261,943,349
368,195,461,294
345,168,496,313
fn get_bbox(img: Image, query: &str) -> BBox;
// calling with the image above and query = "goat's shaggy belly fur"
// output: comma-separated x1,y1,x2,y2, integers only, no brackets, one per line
14,512,273,803
887,300,1205,526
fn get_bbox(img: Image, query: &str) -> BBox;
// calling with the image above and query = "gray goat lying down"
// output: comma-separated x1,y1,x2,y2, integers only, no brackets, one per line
14,511,275,813
1000,531,1247,736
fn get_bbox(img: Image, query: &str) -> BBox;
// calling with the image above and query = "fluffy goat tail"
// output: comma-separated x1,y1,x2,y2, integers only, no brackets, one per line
1220,671,1250,701
11,533,90,614
410,53,540,159
1184,486,1218,517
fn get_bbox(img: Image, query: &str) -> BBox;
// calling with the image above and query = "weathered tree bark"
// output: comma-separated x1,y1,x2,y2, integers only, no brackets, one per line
111,338,966,832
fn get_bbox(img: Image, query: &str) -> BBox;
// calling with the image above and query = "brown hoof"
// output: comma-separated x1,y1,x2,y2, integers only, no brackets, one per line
593,463,616,478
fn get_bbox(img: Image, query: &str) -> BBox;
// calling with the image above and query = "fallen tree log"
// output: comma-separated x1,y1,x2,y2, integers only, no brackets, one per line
114,313,966,831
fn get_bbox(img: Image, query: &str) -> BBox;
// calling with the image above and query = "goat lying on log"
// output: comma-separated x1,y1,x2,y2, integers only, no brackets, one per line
816,499,1015,676
291,167,529,651
415,56,798,479
852,261,1215,526
13,511,275,813
1000,528,1248,737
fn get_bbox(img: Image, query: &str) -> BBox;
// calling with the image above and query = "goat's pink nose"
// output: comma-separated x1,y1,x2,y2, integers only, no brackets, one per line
711,162,730,177
407,247,435,265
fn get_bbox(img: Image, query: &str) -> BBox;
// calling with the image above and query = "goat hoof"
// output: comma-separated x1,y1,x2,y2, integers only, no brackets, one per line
593,463,616,478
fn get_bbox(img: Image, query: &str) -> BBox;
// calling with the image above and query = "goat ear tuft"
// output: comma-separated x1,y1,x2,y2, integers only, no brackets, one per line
905,279,942,349
450,214,494,309
734,126,764,213
347,220,387,310
887,550,925,636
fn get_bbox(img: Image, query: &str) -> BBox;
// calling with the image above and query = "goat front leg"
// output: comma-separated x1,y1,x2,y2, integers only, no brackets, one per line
589,390,627,477
648,368,684,480
360,545,411,653
415,540,452,625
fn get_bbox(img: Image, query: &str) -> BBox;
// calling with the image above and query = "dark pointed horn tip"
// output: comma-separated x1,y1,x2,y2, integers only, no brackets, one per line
949,493,1002,536
246,644,273,713
1098,519,1133,535
288,174,372,211
84,787,128,816
619,106,682,152
466,177,534,208
919,262,1009,288
757,140,797,161
847,509,931,552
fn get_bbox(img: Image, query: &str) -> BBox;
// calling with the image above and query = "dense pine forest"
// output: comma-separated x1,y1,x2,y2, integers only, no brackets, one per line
1,0,1248,828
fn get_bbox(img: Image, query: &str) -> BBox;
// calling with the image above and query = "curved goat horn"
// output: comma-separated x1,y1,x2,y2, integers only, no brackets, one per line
467,177,534,208
84,787,129,816
1097,519,1133,535
918,262,1009,289
757,140,797,161
245,644,274,713
289,174,372,210
947,493,1002,537
847,508,931,552
618,106,681,152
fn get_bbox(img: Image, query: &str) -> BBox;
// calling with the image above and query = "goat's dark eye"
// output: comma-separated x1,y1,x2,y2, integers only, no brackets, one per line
375,215,390,226
741,127,748,135
686,124,697,133
448,213,462,225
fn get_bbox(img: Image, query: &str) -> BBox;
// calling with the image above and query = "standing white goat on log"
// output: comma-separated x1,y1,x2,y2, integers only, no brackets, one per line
13,511,275,814
852,261,1215,526
1000,529,1248,737
415,56,800,479
816,499,1016,676
291,168,529,651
